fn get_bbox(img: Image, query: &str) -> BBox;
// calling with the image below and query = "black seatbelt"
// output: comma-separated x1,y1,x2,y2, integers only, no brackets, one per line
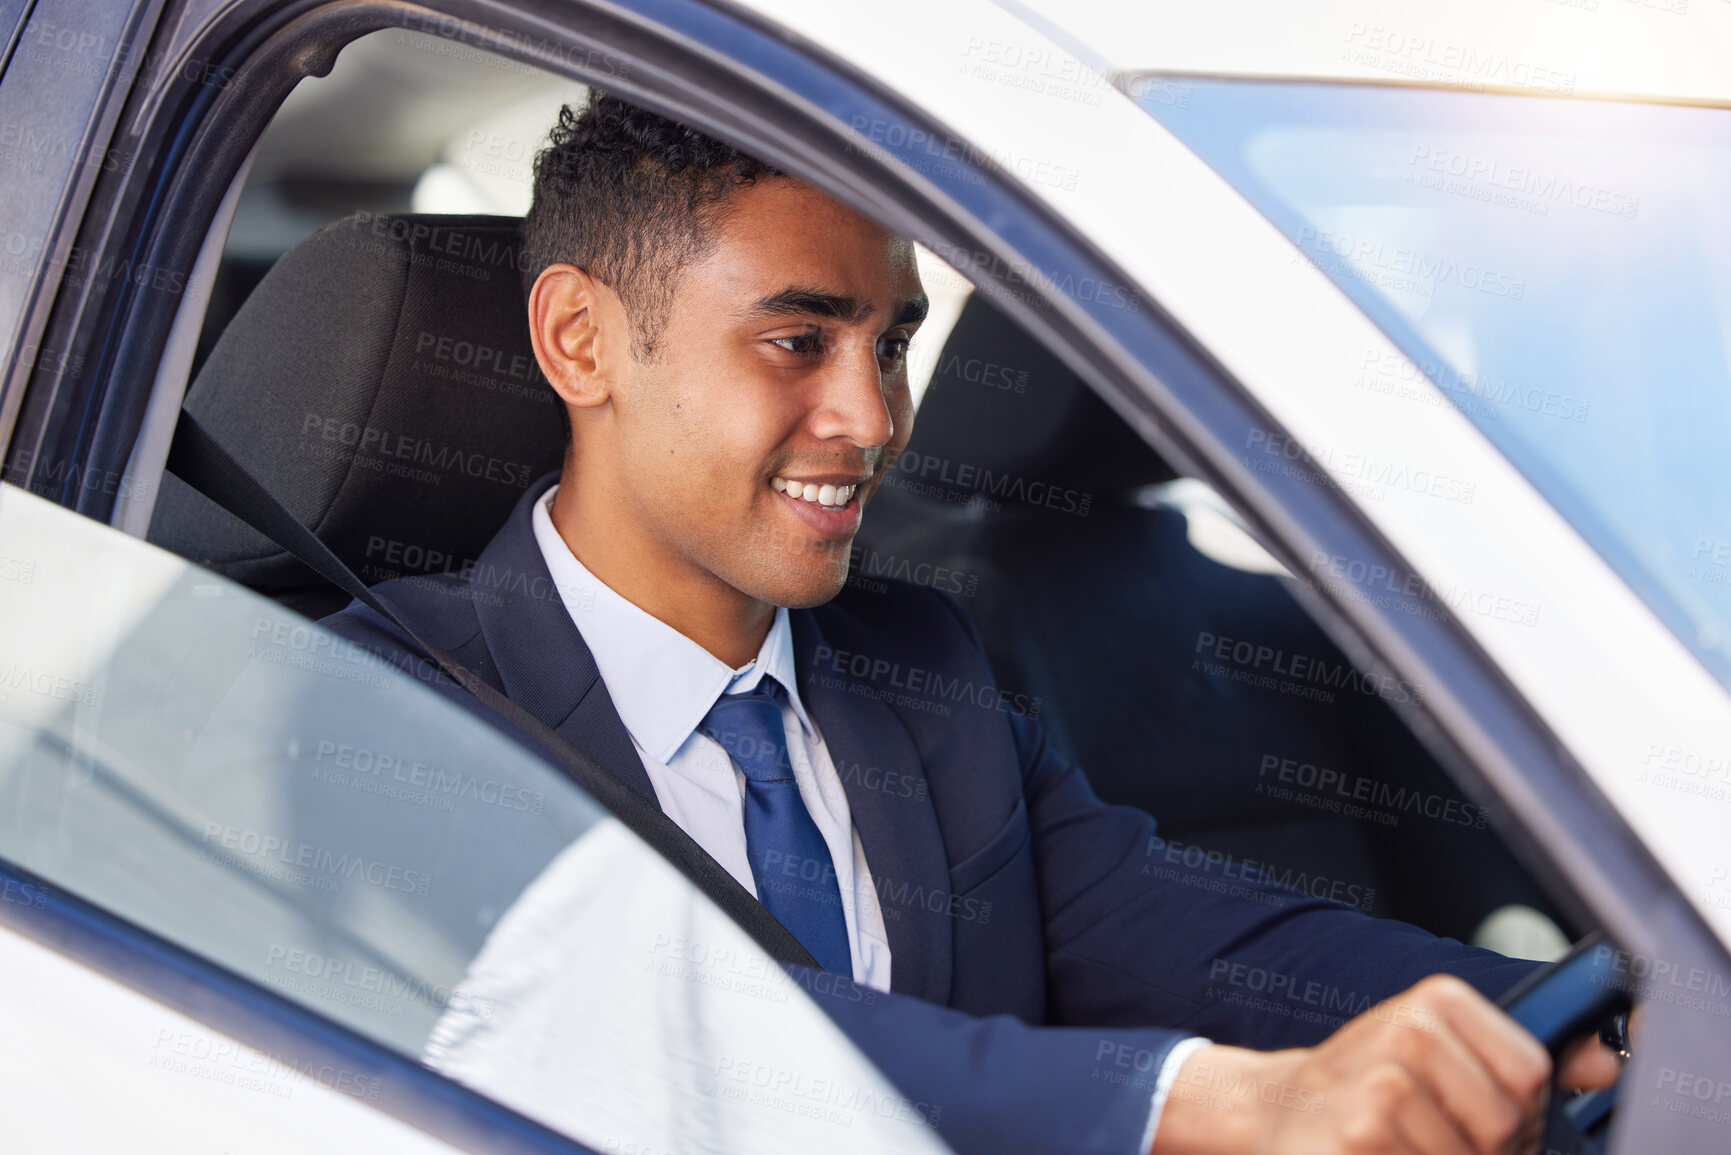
167,411,819,970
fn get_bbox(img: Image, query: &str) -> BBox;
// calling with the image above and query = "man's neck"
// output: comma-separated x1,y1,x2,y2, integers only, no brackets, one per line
548,476,774,668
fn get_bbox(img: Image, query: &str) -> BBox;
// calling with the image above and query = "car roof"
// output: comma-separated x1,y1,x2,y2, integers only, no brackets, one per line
1007,0,1731,105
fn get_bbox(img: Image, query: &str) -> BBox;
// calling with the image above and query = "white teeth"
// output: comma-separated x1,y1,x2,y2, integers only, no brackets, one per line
772,477,858,509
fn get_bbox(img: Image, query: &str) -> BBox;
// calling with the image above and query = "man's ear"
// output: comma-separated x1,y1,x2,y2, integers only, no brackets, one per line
528,263,625,410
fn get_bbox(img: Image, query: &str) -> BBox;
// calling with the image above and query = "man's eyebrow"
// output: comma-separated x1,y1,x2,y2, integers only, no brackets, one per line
891,295,929,328
738,289,930,328
740,287,872,324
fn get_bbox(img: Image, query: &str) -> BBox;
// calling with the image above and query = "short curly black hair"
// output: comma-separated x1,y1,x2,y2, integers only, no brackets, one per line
521,91,784,360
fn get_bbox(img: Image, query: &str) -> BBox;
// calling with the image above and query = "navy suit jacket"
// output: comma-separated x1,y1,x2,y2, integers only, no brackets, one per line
323,474,1535,1155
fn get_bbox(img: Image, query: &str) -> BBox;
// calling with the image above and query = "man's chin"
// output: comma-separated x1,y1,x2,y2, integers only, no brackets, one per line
743,560,850,611
770,572,849,610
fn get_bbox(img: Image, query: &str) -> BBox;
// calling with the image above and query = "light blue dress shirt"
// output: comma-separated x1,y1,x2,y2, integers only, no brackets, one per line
529,484,1203,1151
531,486,892,991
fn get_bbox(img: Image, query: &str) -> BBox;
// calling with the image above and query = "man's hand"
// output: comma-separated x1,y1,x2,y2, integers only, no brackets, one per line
1151,974,1623,1154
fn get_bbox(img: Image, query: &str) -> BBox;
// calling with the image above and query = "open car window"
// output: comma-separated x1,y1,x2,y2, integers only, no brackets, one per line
156,20,1565,996
0,480,949,1154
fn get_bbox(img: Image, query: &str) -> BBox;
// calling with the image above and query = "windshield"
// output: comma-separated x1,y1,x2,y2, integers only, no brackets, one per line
1136,79,1731,690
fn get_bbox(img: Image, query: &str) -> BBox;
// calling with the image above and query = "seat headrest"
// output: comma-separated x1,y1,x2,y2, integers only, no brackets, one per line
149,213,567,616
895,294,1176,506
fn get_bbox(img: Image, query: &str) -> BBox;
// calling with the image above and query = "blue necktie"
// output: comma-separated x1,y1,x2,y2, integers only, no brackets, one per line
699,680,851,974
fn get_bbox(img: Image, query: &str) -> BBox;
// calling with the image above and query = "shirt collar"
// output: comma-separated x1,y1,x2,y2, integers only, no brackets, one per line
529,485,817,764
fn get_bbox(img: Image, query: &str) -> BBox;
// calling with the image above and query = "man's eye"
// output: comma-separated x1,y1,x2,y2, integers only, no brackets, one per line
771,332,824,357
876,337,910,362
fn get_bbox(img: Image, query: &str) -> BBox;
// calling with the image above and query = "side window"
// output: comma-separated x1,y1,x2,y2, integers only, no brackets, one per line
0,478,946,1152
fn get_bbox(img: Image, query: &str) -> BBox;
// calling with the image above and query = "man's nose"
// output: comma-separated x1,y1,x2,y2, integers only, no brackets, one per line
808,345,895,449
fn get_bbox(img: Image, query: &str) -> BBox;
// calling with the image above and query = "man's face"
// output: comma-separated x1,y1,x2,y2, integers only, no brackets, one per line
597,178,925,609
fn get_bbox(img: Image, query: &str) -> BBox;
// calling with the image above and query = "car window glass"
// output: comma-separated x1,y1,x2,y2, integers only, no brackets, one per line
1140,79,1731,692
0,481,948,1154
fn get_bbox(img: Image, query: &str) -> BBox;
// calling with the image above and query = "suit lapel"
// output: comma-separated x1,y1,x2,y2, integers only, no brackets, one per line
469,481,953,999
793,610,953,1005
468,476,656,802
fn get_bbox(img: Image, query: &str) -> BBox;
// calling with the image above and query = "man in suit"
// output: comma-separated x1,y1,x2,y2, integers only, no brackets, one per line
324,92,1618,1154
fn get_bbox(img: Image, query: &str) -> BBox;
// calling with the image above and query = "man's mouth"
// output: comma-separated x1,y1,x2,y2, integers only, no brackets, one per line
771,475,860,512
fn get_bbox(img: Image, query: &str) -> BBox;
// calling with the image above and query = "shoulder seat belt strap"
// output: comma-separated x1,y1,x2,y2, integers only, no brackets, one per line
166,410,819,970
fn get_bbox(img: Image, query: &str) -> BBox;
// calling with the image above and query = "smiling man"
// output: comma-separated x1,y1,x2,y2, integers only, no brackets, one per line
325,92,1617,1155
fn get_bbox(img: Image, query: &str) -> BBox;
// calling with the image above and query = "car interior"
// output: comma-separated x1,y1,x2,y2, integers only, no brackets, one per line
144,27,1569,954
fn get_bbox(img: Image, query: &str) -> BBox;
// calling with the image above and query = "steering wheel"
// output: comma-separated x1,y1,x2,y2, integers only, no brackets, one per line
1496,932,1631,1155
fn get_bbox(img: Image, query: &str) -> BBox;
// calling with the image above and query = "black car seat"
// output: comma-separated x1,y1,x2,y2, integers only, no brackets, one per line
860,294,1553,941
149,213,566,620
